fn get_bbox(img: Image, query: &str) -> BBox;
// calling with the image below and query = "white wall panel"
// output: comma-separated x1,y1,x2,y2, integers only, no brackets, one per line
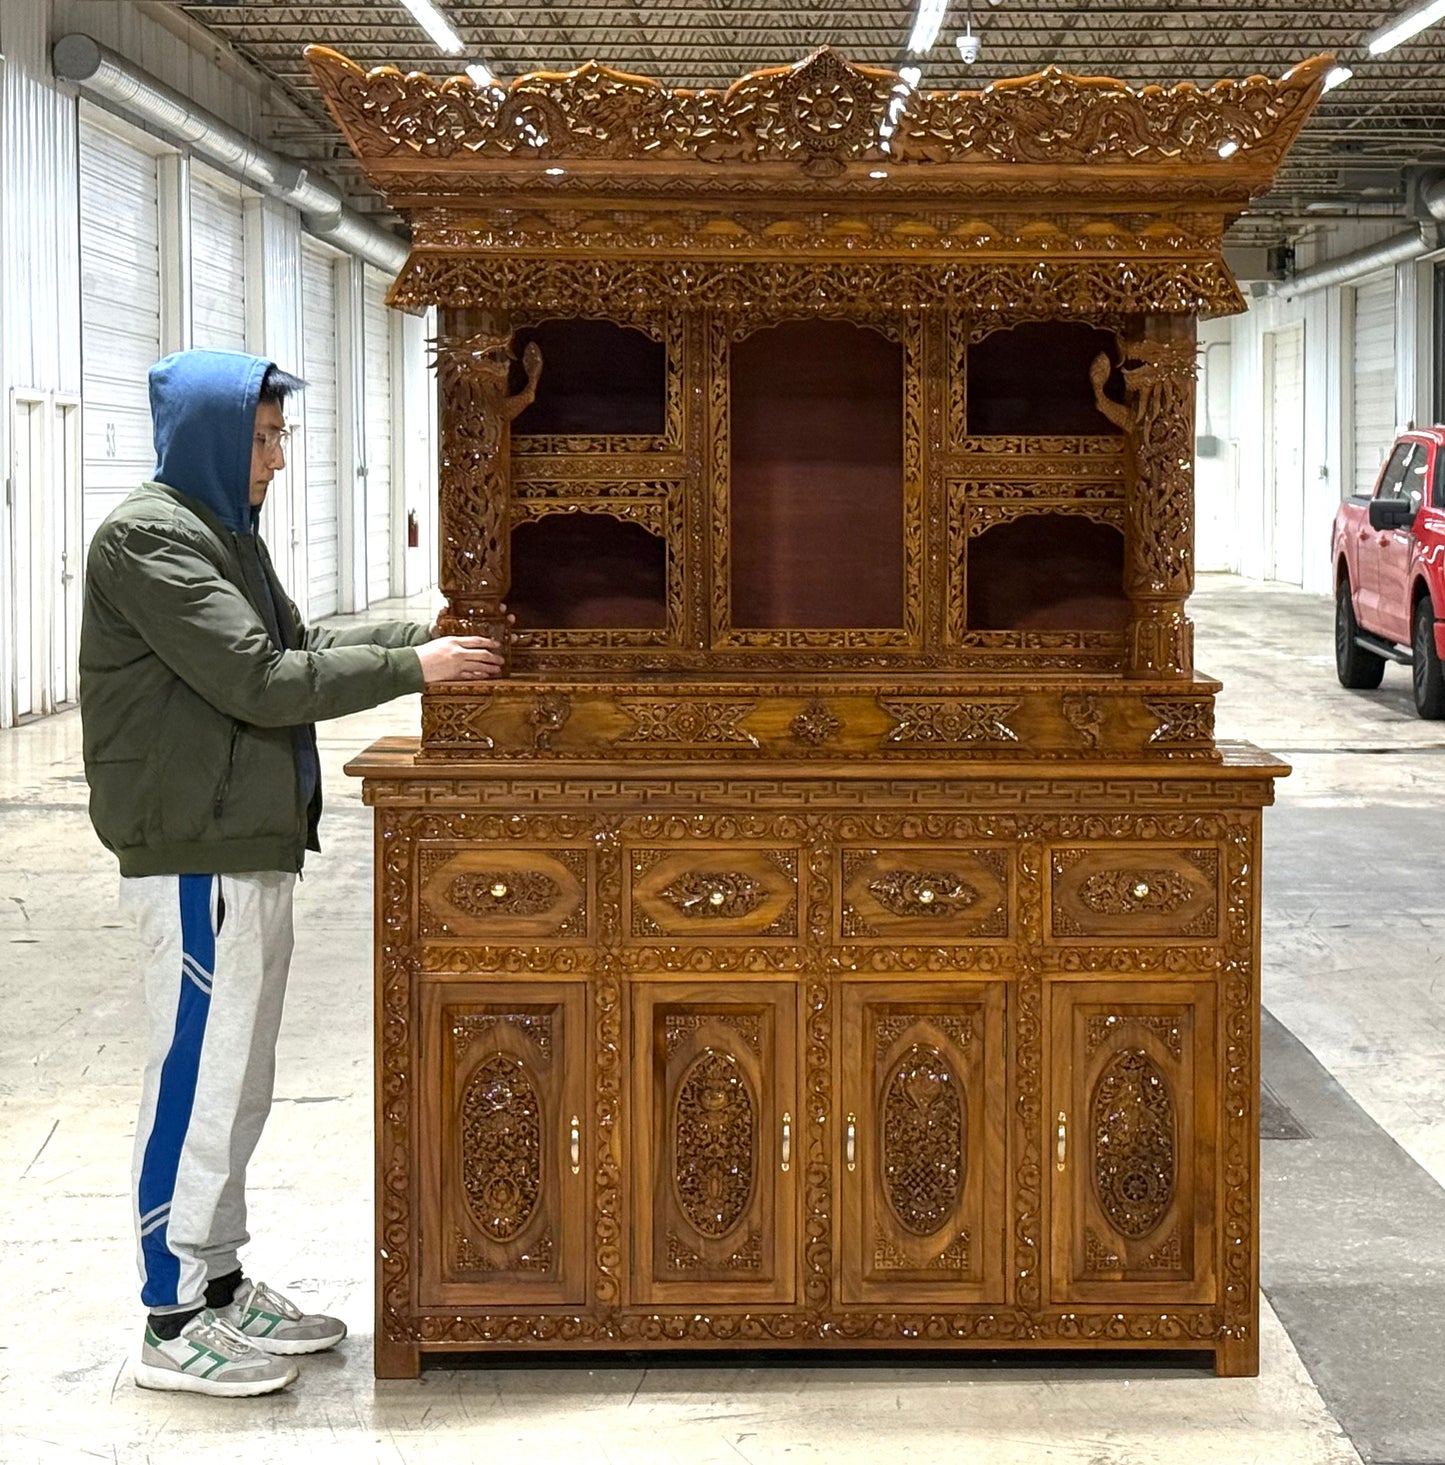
78,114,163,547
190,162,248,351
1351,272,1397,497
363,267,395,603
302,240,343,619
1265,324,1306,585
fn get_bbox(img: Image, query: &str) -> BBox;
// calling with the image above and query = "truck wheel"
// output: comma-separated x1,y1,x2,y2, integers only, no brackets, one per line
1335,580,1385,689
1413,599,1445,718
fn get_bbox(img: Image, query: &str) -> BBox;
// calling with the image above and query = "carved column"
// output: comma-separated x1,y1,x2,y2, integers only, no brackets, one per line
430,307,542,662
1097,315,1199,679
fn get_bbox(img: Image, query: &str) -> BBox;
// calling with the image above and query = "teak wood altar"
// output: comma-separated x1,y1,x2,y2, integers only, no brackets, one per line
314,44,1327,1377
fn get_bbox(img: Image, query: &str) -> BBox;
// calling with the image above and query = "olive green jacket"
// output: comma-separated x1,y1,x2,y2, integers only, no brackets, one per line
80,481,429,876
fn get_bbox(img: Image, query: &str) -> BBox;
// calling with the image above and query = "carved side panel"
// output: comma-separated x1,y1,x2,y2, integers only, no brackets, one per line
837,983,1008,1305
417,983,588,1305
1049,983,1217,1303
631,984,798,1305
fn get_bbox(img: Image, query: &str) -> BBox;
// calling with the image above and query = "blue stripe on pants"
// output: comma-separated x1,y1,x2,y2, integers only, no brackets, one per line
137,874,215,1309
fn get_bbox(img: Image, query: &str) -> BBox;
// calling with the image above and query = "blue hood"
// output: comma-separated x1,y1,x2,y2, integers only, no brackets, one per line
149,350,272,535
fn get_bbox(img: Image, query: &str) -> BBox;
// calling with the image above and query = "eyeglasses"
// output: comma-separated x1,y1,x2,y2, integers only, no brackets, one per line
253,428,292,452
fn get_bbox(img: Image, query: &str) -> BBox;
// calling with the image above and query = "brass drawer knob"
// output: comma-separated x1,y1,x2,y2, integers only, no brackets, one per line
1132,880,1150,899
490,881,509,899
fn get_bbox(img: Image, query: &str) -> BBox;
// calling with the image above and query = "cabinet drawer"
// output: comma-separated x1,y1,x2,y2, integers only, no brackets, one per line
625,845,799,942
838,846,1009,942
1048,846,1219,941
418,846,589,942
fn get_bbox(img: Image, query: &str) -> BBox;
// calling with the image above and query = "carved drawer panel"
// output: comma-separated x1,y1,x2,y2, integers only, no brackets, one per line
1048,845,1219,940
418,845,589,942
625,845,799,942
838,846,1010,942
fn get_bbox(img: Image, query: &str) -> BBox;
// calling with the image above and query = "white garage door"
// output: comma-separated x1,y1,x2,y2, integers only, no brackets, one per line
190,164,248,352
302,240,342,619
1265,324,1305,585
363,267,395,603
1352,271,1397,496
79,117,162,546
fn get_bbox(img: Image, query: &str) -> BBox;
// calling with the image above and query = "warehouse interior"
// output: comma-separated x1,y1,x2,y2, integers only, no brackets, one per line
2,2,1444,1462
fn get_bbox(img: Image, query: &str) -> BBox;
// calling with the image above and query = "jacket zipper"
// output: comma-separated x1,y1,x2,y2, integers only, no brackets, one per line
213,722,242,819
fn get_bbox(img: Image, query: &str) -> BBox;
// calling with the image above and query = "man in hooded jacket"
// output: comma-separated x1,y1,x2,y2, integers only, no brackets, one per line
80,349,504,1395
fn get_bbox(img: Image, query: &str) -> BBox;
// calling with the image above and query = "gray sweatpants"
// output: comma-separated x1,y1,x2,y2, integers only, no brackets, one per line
121,871,296,1313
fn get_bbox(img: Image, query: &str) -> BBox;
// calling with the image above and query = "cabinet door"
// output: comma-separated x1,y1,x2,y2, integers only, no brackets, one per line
418,983,588,1307
630,982,798,1306
838,982,1008,1305
1049,982,1217,1304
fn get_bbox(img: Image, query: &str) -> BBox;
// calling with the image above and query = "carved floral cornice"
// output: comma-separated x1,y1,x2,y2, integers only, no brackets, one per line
305,45,1331,194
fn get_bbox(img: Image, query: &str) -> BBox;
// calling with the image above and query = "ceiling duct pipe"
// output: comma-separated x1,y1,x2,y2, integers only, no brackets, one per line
1256,224,1431,298
52,33,408,277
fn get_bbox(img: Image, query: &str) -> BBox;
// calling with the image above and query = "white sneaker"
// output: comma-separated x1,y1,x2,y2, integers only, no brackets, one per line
135,1309,298,1396
217,1278,347,1356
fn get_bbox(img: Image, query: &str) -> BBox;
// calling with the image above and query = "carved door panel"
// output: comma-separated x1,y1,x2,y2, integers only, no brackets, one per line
1049,982,1218,1304
418,983,588,1307
630,982,799,1306
837,981,1008,1305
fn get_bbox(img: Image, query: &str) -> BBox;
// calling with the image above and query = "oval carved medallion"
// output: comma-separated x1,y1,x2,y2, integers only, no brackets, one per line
460,1052,543,1242
1091,1047,1175,1238
673,1049,755,1238
881,1044,965,1236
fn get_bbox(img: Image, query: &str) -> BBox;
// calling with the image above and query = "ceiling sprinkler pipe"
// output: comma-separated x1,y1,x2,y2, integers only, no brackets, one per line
52,33,408,276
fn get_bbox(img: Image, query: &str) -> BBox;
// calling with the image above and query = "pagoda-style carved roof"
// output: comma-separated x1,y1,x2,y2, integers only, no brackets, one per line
307,45,1330,194
304,47,1330,320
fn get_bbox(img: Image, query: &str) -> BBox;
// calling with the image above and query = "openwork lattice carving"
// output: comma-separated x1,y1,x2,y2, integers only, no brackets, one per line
307,46,1330,177
881,1045,965,1237
673,1050,756,1238
460,1053,543,1243
1092,1048,1175,1239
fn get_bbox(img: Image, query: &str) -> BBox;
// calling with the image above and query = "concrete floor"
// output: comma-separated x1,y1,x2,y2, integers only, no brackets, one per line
3,573,1442,1464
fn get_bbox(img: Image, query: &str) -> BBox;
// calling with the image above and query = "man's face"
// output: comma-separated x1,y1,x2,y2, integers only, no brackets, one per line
250,399,288,508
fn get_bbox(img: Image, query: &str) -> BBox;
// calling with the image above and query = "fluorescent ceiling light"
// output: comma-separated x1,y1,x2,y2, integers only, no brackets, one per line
465,61,498,88
907,0,948,55
1367,0,1445,54
1322,65,1354,92
397,0,464,54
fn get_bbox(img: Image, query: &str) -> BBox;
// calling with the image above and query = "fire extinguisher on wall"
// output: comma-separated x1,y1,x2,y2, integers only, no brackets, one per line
407,508,419,549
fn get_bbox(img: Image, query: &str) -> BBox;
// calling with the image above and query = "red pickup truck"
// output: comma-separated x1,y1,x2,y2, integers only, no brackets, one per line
1332,426,1445,717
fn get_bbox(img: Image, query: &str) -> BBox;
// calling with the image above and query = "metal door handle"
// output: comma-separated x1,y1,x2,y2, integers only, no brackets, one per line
1056,1111,1068,1171
845,1113,857,1172
781,1111,792,1172
569,1115,581,1174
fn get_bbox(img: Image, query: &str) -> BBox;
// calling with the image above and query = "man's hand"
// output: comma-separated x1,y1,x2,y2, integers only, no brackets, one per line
415,636,505,684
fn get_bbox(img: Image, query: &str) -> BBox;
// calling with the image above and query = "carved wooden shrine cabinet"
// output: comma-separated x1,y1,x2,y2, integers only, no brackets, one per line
310,45,1328,1377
